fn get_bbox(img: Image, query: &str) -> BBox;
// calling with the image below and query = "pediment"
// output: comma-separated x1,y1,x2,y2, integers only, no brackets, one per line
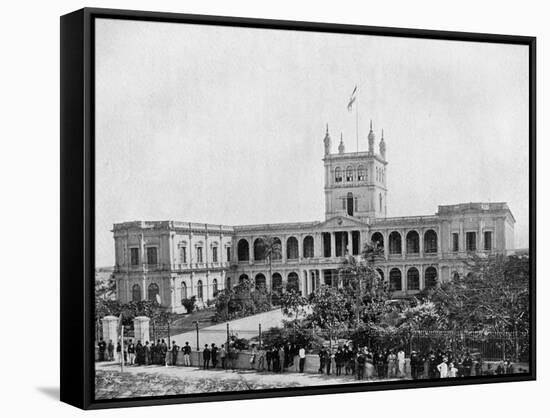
316,216,369,230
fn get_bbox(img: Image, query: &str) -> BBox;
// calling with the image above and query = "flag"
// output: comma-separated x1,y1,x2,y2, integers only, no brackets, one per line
347,85,357,111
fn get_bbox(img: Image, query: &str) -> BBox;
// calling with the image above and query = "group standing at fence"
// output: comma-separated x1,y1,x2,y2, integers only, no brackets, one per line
97,336,518,380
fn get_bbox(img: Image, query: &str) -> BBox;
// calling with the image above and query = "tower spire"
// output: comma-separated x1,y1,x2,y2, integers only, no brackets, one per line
323,124,331,155
338,132,345,154
379,128,386,159
368,120,375,153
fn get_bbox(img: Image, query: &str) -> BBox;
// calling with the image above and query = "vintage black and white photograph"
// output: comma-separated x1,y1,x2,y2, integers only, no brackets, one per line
92,16,532,401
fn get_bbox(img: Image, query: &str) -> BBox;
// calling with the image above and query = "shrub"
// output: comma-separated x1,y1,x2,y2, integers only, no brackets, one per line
182,296,196,314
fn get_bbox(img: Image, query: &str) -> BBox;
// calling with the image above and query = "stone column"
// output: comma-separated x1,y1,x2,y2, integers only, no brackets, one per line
301,270,307,296
383,231,389,261
438,224,443,257
401,230,406,259
282,235,287,263
134,316,151,343
102,315,119,345
139,232,145,269
346,231,351,255
141,275,147,300
314,232,321,258
249,236,254,263
419,228,424,257
298,234,303,261
330,232,336,258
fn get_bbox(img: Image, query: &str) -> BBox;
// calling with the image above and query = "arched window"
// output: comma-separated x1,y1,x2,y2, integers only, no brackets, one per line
347,192,354,216
181,282,187,299
451,271,460,281
237,239,249,261
389,268,402,291
389,231,402,254
272,237,282,260
376,268,385,281
272,273,283,292
255,273,266,291
357,165,366,181
287,237,299,259
253,238,266,261
346,166,354,182
238,274,249,284
425,267,438,289
407,268,420,290
148,283,159,302
424,230,438,253
132,284,141,302
371,232,384,250
335,167,342,183
406,231,420,254
303,236,314,258
197,280,204,300
226,277,232,289
287,272,299,292
212,278,218,295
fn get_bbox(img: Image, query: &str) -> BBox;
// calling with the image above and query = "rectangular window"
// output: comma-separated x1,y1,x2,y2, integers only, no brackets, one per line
212,247,218,262
146,247,158,265
466,232,477,251
130,248,139,266
180,247,187,264
197,247,203,263
452,233,459,252
484,231,493,251
226,247,231,262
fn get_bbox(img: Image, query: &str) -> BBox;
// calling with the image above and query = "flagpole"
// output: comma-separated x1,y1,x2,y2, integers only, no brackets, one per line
356,95,359,153
121,323,125,372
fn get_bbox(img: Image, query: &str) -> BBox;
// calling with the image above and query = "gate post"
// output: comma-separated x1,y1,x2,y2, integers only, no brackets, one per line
133,316,150,343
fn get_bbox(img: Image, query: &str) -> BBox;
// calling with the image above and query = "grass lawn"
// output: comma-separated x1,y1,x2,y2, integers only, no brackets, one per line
168,308,217,333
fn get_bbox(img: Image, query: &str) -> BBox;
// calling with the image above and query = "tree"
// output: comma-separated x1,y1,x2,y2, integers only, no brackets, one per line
280,290,308,323
338,240,389,327
308,286,350,347
419,253,530,360
258,236,282,305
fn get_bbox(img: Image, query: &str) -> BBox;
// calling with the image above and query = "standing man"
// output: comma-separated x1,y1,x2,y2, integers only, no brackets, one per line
298,346,306,373
115,341,122,363
127,339,136,365
220,344,227,369
318,347,325,374
171,341,179,366
257,346,266,372
265,345,272,372
98,338,106,362
211,343,219,368
278,345,285,373
462,352,473,377
183,341,192,367
144,341,151,365
203,344,211,369
397,348,406,378
160,339,168,365
107,340,114,361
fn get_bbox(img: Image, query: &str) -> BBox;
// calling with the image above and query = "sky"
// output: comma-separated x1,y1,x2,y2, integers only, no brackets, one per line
95,18,529,267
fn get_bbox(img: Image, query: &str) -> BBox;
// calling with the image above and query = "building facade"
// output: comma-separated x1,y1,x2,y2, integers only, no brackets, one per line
112,123,516,313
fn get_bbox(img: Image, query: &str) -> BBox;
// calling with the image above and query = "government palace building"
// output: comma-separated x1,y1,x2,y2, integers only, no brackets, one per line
111,123,516,313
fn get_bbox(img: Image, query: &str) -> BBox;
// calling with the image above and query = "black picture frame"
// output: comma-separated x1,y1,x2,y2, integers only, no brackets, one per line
60,7,536,410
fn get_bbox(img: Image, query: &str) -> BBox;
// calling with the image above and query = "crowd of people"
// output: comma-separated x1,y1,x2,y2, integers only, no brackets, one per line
97,337,518,379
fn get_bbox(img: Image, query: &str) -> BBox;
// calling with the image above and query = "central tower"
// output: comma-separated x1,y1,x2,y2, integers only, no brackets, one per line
323,122,388,222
